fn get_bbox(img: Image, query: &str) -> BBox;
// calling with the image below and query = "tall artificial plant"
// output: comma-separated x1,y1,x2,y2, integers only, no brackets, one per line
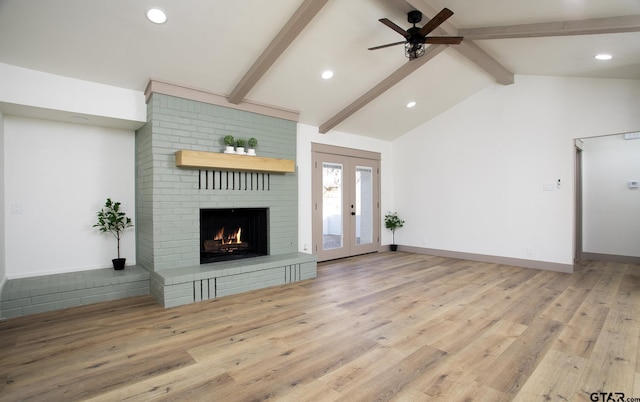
94,198,133,259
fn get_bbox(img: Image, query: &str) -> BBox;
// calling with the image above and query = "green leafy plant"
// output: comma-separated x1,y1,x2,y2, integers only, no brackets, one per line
384,212,404,245
236,138,246,148
223,135,235,146
94,198,133,259
248,137,258,148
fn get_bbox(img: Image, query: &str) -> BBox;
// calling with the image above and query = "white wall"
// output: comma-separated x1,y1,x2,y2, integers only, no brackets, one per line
0,110,6,287
297,123,394,252
4,116,136,278
393,75,640,266
0,63,145,124
582,134,640,257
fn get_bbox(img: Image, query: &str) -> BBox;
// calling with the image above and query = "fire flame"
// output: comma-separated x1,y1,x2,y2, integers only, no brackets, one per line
214,227,242,244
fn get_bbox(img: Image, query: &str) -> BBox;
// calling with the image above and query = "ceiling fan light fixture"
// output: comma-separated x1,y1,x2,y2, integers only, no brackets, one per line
405,42,425,59
594,53,612,61
146,8,167,24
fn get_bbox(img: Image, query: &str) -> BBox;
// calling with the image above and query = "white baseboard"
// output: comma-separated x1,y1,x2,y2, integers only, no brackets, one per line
581,252,640,265
391,245,574,273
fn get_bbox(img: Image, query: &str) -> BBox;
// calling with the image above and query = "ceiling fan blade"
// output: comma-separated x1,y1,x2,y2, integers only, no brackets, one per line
419,8,454,36
368,41,406,51
378,18,408,37
424,36,463,45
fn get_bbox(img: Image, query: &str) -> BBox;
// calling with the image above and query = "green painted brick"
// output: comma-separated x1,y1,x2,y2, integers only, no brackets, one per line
137,93,299,273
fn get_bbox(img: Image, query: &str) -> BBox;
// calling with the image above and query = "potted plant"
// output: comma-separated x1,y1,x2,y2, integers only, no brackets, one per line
247,137,258,156
236,138,246,154
223,135,235,154
384,212,404,251
94,198,133,270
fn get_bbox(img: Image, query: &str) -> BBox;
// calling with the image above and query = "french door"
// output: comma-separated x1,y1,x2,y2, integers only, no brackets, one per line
312,144,380,261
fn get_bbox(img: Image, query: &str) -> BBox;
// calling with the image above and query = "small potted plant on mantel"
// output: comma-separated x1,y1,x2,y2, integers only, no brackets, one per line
94,198,133,270
235,138,246,155
223,135,235,154
384,211,404,251
247,137,258,156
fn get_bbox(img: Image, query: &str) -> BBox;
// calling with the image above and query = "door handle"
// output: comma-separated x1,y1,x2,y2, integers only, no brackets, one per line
351,212,356,216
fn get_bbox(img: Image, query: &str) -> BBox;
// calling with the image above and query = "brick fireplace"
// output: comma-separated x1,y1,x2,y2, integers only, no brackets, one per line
135,82,316,307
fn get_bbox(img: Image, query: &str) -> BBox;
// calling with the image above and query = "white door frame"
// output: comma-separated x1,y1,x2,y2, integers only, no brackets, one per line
311,143,381,261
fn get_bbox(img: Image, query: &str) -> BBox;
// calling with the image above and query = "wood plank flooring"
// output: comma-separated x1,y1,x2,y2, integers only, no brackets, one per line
1,252,639,401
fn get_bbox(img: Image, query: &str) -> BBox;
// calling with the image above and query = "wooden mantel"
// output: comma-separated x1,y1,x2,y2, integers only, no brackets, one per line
175,150,295,173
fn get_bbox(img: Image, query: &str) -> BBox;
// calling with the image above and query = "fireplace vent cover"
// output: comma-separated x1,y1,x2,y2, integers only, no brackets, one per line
199,170,270,191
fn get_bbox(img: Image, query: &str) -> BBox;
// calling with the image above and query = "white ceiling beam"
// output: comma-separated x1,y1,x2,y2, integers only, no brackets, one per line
459,15,640,40
399,0,514,85
227,0,328,105
319,45,447,134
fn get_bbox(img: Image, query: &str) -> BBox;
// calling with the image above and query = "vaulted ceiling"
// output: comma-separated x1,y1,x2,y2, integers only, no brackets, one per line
1,0,639,140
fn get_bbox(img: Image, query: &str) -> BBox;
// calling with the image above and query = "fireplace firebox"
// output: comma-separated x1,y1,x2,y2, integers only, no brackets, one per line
200,208,268,264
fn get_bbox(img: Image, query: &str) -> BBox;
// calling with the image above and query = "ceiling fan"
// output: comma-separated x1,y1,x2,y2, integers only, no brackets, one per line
369,8,463,60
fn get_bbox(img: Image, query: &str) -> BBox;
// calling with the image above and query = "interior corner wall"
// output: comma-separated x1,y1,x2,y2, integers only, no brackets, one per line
393,75,640,266
4,116,136,278
296,123,395,252
582,134,640,257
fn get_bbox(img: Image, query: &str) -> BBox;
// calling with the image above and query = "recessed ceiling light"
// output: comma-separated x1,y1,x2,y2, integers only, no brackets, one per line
594,53,612,61
406,101,416,108
321,70,334,80
146,8,167,24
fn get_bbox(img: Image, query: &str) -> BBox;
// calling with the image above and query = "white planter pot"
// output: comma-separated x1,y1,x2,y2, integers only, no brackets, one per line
247,148,256,156
224,145,236,154
236,147,245,155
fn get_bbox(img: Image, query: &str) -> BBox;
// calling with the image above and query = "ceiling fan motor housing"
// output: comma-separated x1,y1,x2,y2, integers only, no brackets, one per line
407,26,422,43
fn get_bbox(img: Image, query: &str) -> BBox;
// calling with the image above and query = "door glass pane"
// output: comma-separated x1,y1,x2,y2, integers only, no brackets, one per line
355,166,373,245
323,163,343,250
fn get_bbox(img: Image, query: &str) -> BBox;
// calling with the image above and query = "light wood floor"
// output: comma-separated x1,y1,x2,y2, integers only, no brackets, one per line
1,252,639,401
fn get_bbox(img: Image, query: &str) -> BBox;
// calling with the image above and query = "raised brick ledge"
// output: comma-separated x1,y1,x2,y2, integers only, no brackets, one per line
149,252,318,308
154,252,317,286
0,266,150,319
1,266,150,300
